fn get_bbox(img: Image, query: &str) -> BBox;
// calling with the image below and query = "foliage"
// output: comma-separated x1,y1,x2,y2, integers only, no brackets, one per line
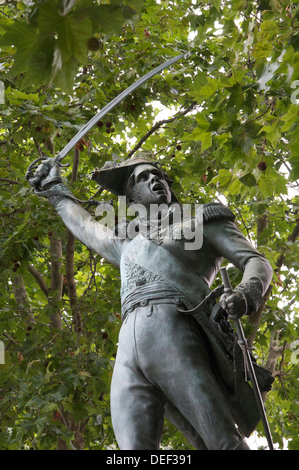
0,0,298,450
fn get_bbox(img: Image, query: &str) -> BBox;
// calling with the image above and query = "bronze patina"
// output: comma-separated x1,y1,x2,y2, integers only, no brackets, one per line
27,153,273,450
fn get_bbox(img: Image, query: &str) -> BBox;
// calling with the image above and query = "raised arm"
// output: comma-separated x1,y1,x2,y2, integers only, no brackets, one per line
27,158,123,267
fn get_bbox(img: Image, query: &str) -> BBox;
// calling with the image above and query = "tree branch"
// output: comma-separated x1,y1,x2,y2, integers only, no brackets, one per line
276,220,299,269
0,177,19,185
33,137,45,158
126,101,197,158
264,332,286,375
12,273,34,323
28,264,49,297
245,98,277,125
48,234,63,331
249,220,299,346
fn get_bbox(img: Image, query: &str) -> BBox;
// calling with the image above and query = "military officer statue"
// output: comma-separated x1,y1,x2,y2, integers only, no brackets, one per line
27,154,273,450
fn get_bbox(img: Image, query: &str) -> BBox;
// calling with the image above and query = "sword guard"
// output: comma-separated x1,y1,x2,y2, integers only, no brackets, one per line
26,155,48,184
26,155,70,188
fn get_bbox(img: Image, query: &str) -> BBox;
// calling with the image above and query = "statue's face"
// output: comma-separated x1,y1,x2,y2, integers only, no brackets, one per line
126,164,172,207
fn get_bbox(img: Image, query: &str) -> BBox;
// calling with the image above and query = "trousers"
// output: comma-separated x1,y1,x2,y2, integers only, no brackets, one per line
110,303,250,450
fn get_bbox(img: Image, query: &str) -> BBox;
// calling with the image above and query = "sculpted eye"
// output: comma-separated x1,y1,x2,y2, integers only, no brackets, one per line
138,174,147,182
152,170,163,179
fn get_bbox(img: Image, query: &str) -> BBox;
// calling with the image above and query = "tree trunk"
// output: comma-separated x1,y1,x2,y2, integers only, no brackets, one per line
65,148,81,332
57,149,85,449
48,234,63,331
57,405,87,450
12,273,34,323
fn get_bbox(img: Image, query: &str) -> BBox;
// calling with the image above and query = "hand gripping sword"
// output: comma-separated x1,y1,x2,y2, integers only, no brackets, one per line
220,267,274,451
26,53,186,182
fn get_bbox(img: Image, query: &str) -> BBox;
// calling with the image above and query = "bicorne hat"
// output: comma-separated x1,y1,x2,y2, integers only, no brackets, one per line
91,152,179,203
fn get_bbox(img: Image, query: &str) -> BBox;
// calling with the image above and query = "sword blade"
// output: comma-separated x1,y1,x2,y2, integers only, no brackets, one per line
54,53,185,164
235,318,274,450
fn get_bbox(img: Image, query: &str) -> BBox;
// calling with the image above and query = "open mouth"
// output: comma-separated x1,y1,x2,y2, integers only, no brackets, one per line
153,183,165,192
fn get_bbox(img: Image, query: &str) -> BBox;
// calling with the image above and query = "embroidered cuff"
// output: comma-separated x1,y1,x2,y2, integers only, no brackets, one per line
203,202,235,224
34,182,78,208
235,278,263,315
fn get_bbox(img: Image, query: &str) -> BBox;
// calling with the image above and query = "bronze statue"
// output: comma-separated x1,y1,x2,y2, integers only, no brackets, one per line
27,154,273,450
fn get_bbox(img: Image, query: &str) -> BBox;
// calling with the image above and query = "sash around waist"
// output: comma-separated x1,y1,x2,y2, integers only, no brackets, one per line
121,281,193,318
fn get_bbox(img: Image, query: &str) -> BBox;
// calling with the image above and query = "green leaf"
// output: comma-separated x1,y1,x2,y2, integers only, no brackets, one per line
192,77,221,100
239,172,257,188
6,88,39,102
258,175,275,197
289,155,299,180
211,0,221,11
280,104,299,132
84,2,137,35
259,123,281,147
200,132,212,151
229,179,243,195
211,169,233,187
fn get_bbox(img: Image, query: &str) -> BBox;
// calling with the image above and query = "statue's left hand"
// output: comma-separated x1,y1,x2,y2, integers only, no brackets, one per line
220,290,247,320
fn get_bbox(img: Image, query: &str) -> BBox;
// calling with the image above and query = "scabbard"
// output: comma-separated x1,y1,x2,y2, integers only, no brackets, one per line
220,267,274,450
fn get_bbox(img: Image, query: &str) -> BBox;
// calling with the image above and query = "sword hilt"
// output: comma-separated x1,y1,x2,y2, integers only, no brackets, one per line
220,267,233,296
220,267,246,343
26,155,70,189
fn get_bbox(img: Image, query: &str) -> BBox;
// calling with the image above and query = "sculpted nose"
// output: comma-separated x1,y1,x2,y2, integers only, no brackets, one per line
151,174,159,184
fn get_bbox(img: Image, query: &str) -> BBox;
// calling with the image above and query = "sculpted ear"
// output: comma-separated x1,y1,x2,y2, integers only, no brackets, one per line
124,173,140,206
127,197,135,206
122,185,136,206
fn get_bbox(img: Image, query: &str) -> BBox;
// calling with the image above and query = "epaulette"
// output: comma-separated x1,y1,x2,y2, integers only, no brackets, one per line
203,202,235,224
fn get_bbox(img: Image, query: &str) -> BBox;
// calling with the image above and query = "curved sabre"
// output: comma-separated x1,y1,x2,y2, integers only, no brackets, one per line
54,53,185,165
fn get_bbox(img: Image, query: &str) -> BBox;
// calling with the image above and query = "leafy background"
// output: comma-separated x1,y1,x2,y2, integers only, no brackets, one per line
0,0,298,450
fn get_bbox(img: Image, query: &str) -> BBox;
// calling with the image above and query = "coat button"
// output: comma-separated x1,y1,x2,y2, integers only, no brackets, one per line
140,299,148,307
